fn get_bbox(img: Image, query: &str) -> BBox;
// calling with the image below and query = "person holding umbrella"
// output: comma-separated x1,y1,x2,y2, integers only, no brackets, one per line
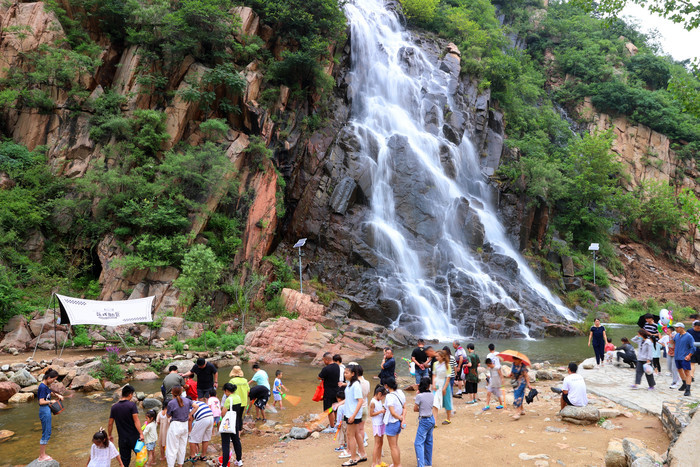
499,350,531,420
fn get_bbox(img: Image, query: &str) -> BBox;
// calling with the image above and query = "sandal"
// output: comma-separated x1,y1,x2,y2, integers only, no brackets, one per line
442,420,451,425
342,461,359,466
358,458,368,463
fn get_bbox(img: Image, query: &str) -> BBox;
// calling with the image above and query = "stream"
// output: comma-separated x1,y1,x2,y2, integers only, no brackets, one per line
0,326,636,465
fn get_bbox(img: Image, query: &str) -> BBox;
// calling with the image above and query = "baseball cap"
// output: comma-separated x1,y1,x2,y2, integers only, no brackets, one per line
693,320,700,327
674,322,685,329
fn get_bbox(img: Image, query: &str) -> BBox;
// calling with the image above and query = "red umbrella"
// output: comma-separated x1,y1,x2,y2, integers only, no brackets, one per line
498,350,531,366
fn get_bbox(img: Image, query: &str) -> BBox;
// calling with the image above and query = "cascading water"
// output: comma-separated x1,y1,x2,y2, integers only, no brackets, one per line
341,0,575,339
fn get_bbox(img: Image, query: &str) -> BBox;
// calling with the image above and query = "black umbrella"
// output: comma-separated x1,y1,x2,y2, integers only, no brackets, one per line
636,314,660,329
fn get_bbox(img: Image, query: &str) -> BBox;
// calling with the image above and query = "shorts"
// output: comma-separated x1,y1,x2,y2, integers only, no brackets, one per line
273,393,282,401
385,420,402,437
189,416,214,443
372,423,385,437
344,416,363,425
465,381,478,394
249,385,270,409
414,367,429,385
676,360,692,371
455,369,463,381
691,353,700,364
146,442,156,451
562,394,572,406
323,389,338,411
197,387,213,399
487,386,502,398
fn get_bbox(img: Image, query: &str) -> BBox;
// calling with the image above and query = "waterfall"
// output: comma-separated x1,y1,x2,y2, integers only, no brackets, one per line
342,0,574,339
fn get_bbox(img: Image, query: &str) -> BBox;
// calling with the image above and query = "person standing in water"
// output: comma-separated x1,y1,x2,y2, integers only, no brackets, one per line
588,318,608,366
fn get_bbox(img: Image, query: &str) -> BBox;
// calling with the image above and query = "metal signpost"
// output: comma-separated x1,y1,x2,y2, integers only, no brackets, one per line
588,243,599,285
293,238,307,293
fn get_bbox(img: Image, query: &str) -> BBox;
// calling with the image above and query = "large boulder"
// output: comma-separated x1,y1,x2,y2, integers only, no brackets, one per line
70,374,97,390
0,325,32,350
26,459,60,467
142,398,162,411
0,382,20,402
10,369,37,387
0,429,14,442
289,427,310,439
9,392,34,403
604,439,625,467
134,371,159,381
3,315,28,333
559,405,600,425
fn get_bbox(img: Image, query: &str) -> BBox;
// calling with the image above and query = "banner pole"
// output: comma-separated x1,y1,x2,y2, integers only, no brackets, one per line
53,294,57,355
31,292,54,361
59,326,69,358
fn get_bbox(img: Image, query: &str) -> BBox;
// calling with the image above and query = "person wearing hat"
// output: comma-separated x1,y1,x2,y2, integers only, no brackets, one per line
228,366,250,412
688,320,700,382
673,322,695,396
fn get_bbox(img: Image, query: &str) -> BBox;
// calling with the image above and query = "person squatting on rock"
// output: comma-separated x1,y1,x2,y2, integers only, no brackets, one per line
615,337,637,368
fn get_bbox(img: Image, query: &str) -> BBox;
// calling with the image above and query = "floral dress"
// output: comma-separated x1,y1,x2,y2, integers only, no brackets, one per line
511,363,528,408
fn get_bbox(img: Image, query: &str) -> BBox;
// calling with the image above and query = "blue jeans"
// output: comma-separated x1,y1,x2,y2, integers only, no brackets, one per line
414,367,429,385
39,406,52,444
414,416,434,467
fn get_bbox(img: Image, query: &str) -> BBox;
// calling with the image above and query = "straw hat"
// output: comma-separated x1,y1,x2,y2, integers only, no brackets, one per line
229,365,244,377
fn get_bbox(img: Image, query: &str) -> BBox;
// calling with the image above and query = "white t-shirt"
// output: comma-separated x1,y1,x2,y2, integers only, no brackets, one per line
486,352,501,369
360,378,370,416
88,441,120,467
562,373,588,407
383,390,405,424
338,364,346,382
454,347,467,367
344,381,363,421
370,398,384,425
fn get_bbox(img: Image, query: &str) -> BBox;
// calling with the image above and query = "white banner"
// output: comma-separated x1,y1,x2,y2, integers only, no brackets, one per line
56,294,154,326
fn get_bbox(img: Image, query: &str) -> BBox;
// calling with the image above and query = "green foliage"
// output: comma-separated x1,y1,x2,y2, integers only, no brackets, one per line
600,299,697,325
245,136,274,171
184,329,245,351
148,358,172,373
574,262,610,287
570,0,700,31
93,348,125,383
174,244,224,308
0,265,29,327
200,119,230,142
265,295,298,319
401,0,440,24
71,325,93,347
627,53,671,90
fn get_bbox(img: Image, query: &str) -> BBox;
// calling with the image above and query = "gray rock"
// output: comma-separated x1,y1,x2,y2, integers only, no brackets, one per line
604,439,625,467
10,369,37,387
329,177,357,215
559,405,599,425
623,438,663,466
136,392,146,401
0,364,9,372
536,370,553,380
289,427,310,439
26,459,60,467
142,398,162,411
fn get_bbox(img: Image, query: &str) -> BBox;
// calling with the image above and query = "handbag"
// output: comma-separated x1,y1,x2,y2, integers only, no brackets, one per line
49,400,64,415
219,398,237,434
311,382,324,402
510,379,519,388
525,388,539,404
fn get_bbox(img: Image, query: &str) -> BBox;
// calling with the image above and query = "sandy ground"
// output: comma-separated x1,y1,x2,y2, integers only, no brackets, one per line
241,382,668,467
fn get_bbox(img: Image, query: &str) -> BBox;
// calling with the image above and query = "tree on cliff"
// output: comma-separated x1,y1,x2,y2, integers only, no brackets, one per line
571,0,700,31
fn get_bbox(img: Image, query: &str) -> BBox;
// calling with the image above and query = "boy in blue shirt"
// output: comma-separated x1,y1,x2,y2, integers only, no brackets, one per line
272,370,289,409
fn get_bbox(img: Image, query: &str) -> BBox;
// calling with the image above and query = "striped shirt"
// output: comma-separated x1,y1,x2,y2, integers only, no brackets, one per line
192,401,213,421
448,356,456,378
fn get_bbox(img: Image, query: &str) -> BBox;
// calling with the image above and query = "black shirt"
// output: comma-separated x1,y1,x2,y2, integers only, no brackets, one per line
688,329,700,343
190,362,218,389
109,399,139,440
379,357,396,383
318,363,340,396
411,346,427,364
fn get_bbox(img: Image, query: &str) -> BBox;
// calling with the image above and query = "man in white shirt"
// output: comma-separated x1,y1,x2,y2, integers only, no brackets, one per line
453,340,468,396
560,362,588,409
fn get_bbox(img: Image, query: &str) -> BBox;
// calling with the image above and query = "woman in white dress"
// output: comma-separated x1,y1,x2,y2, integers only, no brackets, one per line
431,350,452,425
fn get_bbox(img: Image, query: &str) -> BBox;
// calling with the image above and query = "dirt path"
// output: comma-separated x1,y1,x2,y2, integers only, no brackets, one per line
241,382,668,467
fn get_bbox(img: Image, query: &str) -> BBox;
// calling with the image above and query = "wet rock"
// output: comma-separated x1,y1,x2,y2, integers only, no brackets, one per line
559,405,599,425
142,398,162,411
289,427,310,439
134,371,159,381
0,429,14,442
329,177,357,215
9,392,34,403
544,324,584,337
0,382,20,403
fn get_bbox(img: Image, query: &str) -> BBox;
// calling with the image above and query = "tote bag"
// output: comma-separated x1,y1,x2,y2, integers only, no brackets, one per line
219,397,238,434
311,382,324,402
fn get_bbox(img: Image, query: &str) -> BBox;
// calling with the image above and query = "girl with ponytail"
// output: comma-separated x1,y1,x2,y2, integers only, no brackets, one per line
86,427,123,466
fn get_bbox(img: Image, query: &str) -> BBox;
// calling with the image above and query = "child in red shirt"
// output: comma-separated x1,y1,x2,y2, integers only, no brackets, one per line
184,375,198,400
604,338,616,364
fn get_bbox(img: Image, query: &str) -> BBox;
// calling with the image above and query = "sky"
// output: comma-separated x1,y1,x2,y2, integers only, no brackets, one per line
621,5,700,62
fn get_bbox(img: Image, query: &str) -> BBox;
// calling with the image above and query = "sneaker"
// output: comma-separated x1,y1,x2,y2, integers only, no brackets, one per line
648,387,655,391
670,384,680,389
630,385,639,389
685,388,692,397
364,440,368,447
335,446,347,452
679,383,688,391
235,461,243,467
338,451,351,459
496,405,504,409
482,406,491,411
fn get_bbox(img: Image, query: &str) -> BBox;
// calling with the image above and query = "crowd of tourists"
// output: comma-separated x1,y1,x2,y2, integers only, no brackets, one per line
588,315,700,397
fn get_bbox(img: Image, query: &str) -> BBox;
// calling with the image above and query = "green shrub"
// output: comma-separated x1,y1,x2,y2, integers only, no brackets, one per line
174,245,224,308
401,0,440,24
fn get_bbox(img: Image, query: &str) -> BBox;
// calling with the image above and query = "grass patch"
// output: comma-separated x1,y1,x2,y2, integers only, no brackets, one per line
599,299,697,325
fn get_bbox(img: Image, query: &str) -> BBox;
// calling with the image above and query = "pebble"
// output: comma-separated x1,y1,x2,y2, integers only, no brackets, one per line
545,426,567,433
